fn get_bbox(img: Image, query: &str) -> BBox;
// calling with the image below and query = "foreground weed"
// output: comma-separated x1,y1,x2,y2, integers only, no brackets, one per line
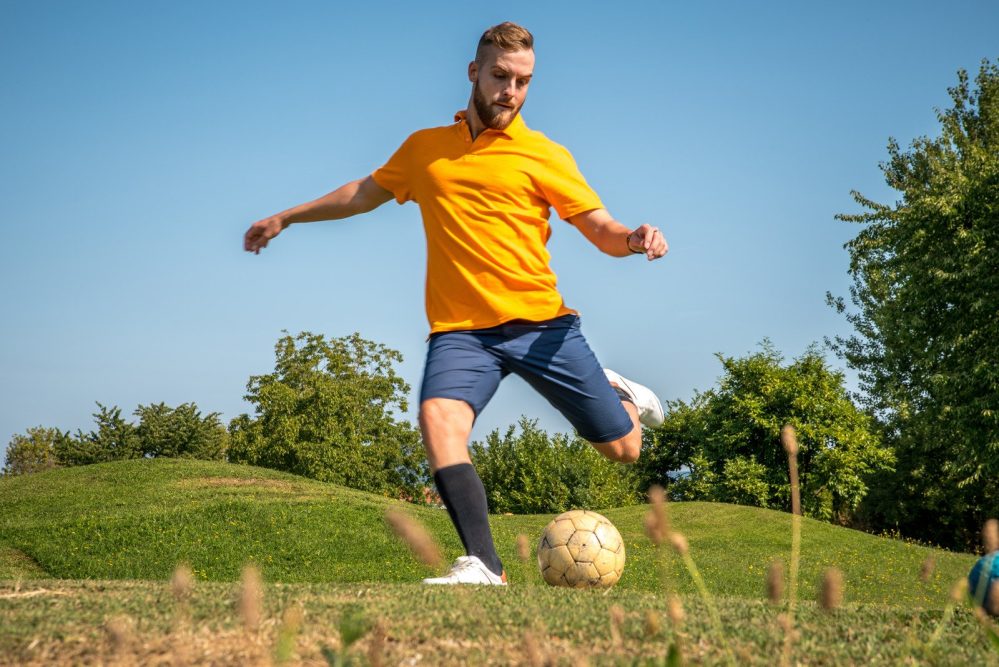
321,604,372,667
669,531,733,665
780,425,802,666
275,605,303,664
819,567,844,611
385,508,443,571
239,563,264,632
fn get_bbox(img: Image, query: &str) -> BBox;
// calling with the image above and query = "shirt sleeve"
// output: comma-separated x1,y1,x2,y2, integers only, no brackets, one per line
536,144,604,221
371,135,415,204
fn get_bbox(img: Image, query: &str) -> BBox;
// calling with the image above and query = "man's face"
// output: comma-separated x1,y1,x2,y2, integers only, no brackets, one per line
468,45,534,131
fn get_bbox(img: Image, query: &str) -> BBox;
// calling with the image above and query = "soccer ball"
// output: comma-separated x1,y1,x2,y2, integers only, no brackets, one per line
537,509,625,588
968,551,999,615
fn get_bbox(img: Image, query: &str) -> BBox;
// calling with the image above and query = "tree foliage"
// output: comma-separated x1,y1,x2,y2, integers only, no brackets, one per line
8,402,228,472
56,403,143,466
828,61,999,547
470,417,640,514
2,426,68,476
639,343,892,523
227,331,428,499
134,402,227,460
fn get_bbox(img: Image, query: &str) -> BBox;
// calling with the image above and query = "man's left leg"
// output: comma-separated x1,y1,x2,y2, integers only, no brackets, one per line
505,315,663,463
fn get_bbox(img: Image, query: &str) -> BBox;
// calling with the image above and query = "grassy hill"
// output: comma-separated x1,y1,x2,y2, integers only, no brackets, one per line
0,459,977,606
2,459,997,665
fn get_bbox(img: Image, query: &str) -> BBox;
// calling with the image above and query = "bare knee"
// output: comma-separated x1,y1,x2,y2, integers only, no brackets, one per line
590,428,641,464
419,398,475,471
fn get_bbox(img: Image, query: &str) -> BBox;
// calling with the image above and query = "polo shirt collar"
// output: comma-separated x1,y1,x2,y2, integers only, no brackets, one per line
454,109,527,140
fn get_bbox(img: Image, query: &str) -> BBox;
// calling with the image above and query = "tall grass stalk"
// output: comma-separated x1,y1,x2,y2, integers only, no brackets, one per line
929,578,968,646
645,485,674,595
780,425,802,667
669,531,732,664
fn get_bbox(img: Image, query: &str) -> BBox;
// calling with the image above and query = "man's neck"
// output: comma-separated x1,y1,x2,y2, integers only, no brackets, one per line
465,101,485,141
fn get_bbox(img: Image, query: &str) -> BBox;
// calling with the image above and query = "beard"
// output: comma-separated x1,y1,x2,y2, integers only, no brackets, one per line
472,81,521,131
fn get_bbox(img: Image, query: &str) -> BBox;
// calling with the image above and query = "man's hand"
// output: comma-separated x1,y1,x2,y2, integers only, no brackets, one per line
568,208,669,260
242,176,394,255
244,215,286,254
626,223,669,261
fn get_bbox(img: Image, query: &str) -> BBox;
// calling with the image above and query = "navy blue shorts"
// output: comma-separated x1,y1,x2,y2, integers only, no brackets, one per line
419,314,634,444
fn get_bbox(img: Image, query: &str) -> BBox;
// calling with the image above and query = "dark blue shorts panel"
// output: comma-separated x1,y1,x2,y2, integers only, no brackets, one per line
419,329,508,416
419,315,634,444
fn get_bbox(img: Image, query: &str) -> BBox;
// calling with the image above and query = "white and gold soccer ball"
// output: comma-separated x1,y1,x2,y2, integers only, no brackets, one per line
537,509,625,588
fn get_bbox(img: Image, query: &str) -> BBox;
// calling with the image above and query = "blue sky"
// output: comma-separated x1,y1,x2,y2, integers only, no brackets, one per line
2,1,997,460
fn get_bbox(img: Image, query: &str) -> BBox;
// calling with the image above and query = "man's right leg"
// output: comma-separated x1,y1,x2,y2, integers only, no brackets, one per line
418,330,506,584
420,398,505,583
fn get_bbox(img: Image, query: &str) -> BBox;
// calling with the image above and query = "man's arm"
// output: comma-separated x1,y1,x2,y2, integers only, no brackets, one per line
568,208,668,261
243,175,394,254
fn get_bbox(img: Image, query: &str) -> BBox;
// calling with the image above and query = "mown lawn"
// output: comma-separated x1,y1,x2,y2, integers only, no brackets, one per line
1,579,995,665
0,459,996,665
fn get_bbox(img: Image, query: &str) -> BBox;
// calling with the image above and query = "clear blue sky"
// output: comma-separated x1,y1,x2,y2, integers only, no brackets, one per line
2,1,997,460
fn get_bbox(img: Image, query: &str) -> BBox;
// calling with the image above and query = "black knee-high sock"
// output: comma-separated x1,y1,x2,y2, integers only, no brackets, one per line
433,463,504,576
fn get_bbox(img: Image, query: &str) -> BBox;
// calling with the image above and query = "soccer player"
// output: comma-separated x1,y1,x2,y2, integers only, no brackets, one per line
244,22,668,585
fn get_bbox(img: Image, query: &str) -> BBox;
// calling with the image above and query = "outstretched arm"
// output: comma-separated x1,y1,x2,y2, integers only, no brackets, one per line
568,208,668,261
243,175,394,254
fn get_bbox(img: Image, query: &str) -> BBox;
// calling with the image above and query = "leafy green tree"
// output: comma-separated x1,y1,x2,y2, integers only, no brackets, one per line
827,61,999,547
2,426,68,476
642,343,892,523
228,331,428,499
55,403,143,466
135,402,227,460
470,417,640,514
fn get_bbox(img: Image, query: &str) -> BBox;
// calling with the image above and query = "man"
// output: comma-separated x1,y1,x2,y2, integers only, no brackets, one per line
244,22,668,585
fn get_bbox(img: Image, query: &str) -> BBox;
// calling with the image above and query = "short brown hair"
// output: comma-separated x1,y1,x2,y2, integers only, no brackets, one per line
476,22,534,62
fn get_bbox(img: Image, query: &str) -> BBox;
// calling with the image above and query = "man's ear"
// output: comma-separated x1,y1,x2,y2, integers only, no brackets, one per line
468,60,478,83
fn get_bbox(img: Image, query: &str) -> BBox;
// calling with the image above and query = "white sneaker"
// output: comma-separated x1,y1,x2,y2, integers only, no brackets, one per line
604,368,665,428
422,556,507,586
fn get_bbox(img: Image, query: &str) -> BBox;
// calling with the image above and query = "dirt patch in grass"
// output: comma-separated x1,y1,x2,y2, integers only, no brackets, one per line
0,545,48,580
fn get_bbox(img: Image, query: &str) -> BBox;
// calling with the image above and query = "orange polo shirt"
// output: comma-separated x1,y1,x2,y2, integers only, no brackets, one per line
372,111,603,334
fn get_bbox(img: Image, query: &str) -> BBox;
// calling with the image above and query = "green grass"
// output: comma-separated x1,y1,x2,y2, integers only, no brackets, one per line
0,580,995,665
0,459,995,665
0,459,975,606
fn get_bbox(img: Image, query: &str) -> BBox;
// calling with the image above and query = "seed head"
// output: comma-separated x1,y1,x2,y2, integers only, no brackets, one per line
385,509,443,570
777,612,792,633
644,609,661,637
104,615,133,654
920,556,936,583
644,485,670,546
984,519,999,553
609,604,625,646
669,531,689,556
523,630,544,667
368,621,386,667
766,560,785,604
667,595,685,626
171,563,194,602
275,605,304,664
950,577,969,603
780,425,799,456
239,563,264,632
516,534,531,563
819,567,844,610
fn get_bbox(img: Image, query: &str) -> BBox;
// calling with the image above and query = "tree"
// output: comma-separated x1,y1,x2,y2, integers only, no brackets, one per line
2,426,68,476
228,331,429,499
55,403,143,466
640,343,892,523
134,402,227,460
470,417,640,514
828,61,999,547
